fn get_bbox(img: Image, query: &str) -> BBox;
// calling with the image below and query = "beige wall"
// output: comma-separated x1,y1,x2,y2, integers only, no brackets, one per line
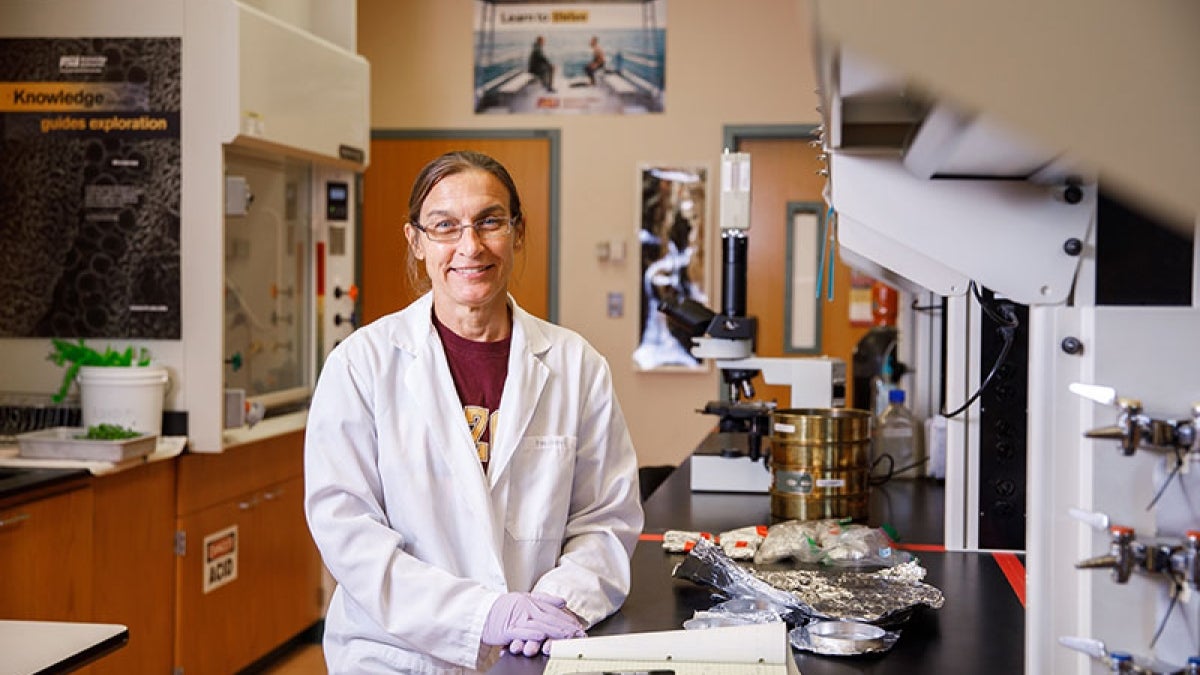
358,0,819,468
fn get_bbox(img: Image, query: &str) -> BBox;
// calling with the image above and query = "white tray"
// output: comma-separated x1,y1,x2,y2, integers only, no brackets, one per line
17,427,158,462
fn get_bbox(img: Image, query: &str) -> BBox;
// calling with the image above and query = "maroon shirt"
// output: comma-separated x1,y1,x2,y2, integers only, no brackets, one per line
433,312,511,472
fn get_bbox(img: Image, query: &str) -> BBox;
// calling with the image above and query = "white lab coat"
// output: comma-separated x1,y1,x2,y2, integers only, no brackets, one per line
304,293,644,674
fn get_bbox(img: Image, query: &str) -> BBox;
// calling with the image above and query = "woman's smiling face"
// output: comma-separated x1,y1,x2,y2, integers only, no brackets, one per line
406,168,519,321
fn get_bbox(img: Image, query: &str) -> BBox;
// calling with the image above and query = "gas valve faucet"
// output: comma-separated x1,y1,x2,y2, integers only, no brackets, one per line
1076,525,1200,589
1070,383,1198,456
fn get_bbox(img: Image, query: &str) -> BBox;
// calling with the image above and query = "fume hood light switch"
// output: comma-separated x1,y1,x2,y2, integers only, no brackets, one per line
607,292,623,318
225,176,251,216
328,226,347,256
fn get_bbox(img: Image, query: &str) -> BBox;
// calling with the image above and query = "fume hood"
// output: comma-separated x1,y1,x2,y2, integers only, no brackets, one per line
0,0,370,452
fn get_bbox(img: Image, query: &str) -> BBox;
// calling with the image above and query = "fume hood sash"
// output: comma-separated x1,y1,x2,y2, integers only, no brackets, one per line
830,153,1094,305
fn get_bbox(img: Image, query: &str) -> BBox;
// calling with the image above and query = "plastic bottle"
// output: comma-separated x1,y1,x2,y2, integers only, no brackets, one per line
874,389,924,479
1185,655,1200,675
870,359,898,419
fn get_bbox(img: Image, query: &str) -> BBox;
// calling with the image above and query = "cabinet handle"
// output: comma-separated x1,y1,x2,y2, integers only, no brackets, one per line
0,513,30,529
238,497,258,510
262,488,284,501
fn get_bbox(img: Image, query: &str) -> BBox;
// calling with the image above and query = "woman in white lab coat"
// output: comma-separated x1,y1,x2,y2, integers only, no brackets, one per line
304,150,644,674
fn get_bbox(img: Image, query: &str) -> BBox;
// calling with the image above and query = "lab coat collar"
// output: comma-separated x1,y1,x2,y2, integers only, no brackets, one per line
386,292,548,354
386,292,436,356
485,301,551,485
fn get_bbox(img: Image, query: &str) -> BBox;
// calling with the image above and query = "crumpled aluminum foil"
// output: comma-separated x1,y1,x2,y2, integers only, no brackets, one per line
753,561,944,625
672,537,943,628
753,518,914,568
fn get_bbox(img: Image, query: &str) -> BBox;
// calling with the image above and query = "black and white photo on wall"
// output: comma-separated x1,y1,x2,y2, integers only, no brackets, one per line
633,164,710,371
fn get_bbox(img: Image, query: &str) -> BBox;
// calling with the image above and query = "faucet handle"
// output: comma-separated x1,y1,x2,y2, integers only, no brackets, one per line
1069,382,1143,413
1070,383,1118,407
1058,635,1108,660
1069,507,1110,531
1073,383,1147,455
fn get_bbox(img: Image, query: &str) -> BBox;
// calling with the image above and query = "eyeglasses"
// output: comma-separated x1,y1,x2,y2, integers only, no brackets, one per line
411,215,516,243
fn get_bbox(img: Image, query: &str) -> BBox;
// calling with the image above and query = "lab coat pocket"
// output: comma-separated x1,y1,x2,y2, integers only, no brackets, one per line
505,435,575,542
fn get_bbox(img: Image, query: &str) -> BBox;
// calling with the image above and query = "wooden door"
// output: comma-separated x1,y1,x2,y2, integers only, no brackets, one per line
92,460,177,675
175,431,317,674
255,476,323,648
174,493,259,674
735,135,872,407
362,136,554,323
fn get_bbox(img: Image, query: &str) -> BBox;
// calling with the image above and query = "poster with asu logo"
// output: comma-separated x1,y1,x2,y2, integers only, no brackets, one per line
0,37,181,339
473,0,667,115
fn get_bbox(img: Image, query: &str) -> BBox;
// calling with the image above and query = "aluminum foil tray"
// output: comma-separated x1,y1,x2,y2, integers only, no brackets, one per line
791,619,899,656
17,427,157,462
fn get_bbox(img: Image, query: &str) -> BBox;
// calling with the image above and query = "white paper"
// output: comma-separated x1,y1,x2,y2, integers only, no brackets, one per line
543,658,787,675
545,622,800,675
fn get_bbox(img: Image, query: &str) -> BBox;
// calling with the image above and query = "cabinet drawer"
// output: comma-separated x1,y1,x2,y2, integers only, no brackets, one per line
177,429,304,515
0,486,94,621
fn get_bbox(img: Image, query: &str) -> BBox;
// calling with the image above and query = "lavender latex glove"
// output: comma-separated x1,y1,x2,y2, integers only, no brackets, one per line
508,638,551,657
506,594,586,657
481,592,584,648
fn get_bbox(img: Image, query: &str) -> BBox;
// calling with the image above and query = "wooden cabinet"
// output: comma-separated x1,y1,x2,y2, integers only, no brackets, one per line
174,430,323,673
91,458,177,675
0,462,176,675
0,483,94,622
0,429,322,673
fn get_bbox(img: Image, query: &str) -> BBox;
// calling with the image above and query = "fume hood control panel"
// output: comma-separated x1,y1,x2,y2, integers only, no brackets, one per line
315,169,358,363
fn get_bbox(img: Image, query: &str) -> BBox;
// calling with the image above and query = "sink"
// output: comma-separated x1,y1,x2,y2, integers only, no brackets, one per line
0,466,88,499
0,467,36,484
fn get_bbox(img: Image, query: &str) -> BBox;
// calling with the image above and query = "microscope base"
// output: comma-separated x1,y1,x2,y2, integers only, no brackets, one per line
689,432,772,493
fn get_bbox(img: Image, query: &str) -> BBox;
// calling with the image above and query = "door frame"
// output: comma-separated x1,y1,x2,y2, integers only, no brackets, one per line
369,128,563,322
723,124,819,149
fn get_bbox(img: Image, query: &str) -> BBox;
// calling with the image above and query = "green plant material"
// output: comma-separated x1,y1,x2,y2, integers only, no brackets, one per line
76,423,142,440
47,338,152,403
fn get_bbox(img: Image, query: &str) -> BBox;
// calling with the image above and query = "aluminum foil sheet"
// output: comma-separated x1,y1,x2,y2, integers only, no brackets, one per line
753,561,944,625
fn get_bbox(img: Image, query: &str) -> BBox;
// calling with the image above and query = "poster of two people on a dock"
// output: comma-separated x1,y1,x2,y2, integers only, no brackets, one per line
473,0,667,114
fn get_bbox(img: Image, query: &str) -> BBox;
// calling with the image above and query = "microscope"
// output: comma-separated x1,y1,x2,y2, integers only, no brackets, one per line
660,151,846,493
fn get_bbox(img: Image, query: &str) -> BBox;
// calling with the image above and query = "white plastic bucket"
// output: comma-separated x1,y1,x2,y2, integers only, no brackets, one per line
77,365,169,436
